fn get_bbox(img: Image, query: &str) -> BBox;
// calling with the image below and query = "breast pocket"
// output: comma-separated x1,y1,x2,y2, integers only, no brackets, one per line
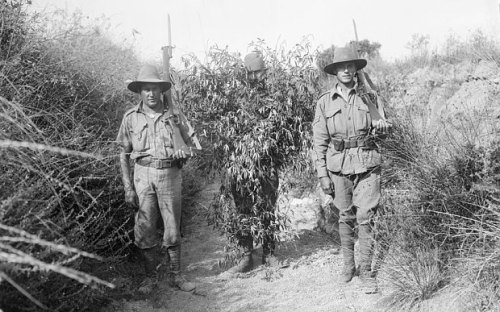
129,122,149,151
325,107,342,136
354,104,371,133
160,121,174,151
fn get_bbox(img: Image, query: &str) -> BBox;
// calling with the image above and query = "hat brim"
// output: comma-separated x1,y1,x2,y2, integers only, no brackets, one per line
324,59,367,75
127,79,171,93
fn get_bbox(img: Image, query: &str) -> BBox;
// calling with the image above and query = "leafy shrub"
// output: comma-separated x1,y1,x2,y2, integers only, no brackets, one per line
175,40,320,254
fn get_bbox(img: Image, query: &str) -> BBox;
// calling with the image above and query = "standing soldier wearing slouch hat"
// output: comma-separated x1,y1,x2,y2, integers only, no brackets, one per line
313,47,391,293
116,64,198,294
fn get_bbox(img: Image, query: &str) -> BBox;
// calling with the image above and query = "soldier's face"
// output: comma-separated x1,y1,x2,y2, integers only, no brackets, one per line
335,62,357,85
140,83,162,109
248,70,265,82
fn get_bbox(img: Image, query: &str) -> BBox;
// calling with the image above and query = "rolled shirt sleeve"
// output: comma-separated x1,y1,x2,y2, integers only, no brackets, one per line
116,116,132,150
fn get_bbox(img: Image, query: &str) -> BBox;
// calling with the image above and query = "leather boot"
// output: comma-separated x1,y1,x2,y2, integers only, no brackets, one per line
339,221,356,283
261,236,275,264
358,224,377,294
168,245,196,292
225,236,254,274
143,245,160,275
138,246,159,294
262,237,290,268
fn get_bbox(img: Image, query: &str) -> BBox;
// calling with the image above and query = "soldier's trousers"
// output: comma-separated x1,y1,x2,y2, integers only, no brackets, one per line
329,166,381,226
133,164,182,249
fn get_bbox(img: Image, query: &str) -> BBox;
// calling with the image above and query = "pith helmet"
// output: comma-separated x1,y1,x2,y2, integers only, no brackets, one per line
127,65,171,93
323,47,367,75
244,51,266,72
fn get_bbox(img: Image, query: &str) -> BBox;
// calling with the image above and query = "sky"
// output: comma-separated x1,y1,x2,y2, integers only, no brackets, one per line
31,0,500,66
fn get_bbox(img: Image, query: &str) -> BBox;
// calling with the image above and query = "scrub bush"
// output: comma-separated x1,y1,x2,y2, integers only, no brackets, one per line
1,2,141,310
374,33,500,310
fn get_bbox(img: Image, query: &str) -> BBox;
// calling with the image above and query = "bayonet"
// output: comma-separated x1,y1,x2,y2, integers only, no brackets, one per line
162,14,202,156
352,19,387,123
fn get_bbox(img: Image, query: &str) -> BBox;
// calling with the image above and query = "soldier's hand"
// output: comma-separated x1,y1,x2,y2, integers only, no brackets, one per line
372,119,392,134
323,194,334,207
172,149,188,160
125,189,139,209
320,176,334,196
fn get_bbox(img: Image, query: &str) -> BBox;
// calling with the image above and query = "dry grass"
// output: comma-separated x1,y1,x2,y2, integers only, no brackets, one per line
0,3,141,310
374,34,500,310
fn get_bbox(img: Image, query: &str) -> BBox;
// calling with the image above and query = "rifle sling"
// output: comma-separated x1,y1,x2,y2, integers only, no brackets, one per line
362,95,384,123
356,70,384,123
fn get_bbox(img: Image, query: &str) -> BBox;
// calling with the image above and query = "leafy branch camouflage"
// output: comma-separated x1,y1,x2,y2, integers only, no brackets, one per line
177,42,321,249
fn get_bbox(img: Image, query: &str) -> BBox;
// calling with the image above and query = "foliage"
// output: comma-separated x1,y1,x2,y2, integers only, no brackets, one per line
380,246,444,310
406,33,430,54
0,2,142,311
176,40,320,252
350,39,382,59
374,33,500,310
315,44,336,73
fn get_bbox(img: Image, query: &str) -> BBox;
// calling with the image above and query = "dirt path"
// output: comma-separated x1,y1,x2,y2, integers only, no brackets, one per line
103,183,387,312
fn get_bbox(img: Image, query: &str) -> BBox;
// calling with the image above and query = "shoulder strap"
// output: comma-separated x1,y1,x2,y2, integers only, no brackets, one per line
317,90,330,101
359,92,384,122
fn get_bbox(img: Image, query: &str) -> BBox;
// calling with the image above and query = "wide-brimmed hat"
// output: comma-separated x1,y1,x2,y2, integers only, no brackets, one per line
323,47,367,75
127,65,171,93
244,51,266,72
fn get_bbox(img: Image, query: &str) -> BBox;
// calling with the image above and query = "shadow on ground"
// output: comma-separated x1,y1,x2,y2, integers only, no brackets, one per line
99,183,385,312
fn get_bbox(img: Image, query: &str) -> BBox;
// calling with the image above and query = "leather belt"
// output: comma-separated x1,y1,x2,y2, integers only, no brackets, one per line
331,137,374,152
135,157,181,169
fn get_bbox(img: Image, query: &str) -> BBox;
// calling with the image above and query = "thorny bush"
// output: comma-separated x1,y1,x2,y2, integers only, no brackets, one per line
1,2,141,311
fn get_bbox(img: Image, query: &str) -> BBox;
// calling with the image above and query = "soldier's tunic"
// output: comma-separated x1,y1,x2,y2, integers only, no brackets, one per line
116,102,194,249
313,82,385,225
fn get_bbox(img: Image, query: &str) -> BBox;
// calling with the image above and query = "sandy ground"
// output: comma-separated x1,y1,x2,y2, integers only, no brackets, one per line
101,183,388,312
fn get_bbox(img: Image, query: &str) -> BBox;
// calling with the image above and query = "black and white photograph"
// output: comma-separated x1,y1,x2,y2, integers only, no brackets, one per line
1,1,499,311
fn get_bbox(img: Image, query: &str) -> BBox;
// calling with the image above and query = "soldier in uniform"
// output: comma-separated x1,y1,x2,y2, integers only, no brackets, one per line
224,51,281,274
312,47,390,293
116,64,197,293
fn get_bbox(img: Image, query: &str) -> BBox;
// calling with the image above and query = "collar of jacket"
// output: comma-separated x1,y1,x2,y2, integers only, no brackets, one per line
133,101,169,115
330,81,359,99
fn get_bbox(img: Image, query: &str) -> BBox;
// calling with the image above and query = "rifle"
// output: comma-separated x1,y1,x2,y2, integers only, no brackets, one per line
351,19,388,124
162,14,202,157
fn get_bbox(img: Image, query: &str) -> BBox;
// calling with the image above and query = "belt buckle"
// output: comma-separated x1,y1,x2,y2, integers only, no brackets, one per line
348,139,358,149
152,159,162,169
153,159,172,169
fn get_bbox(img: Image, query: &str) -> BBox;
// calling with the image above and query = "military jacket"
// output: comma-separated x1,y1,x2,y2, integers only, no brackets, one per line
116,102,194,160
313,82,385,177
